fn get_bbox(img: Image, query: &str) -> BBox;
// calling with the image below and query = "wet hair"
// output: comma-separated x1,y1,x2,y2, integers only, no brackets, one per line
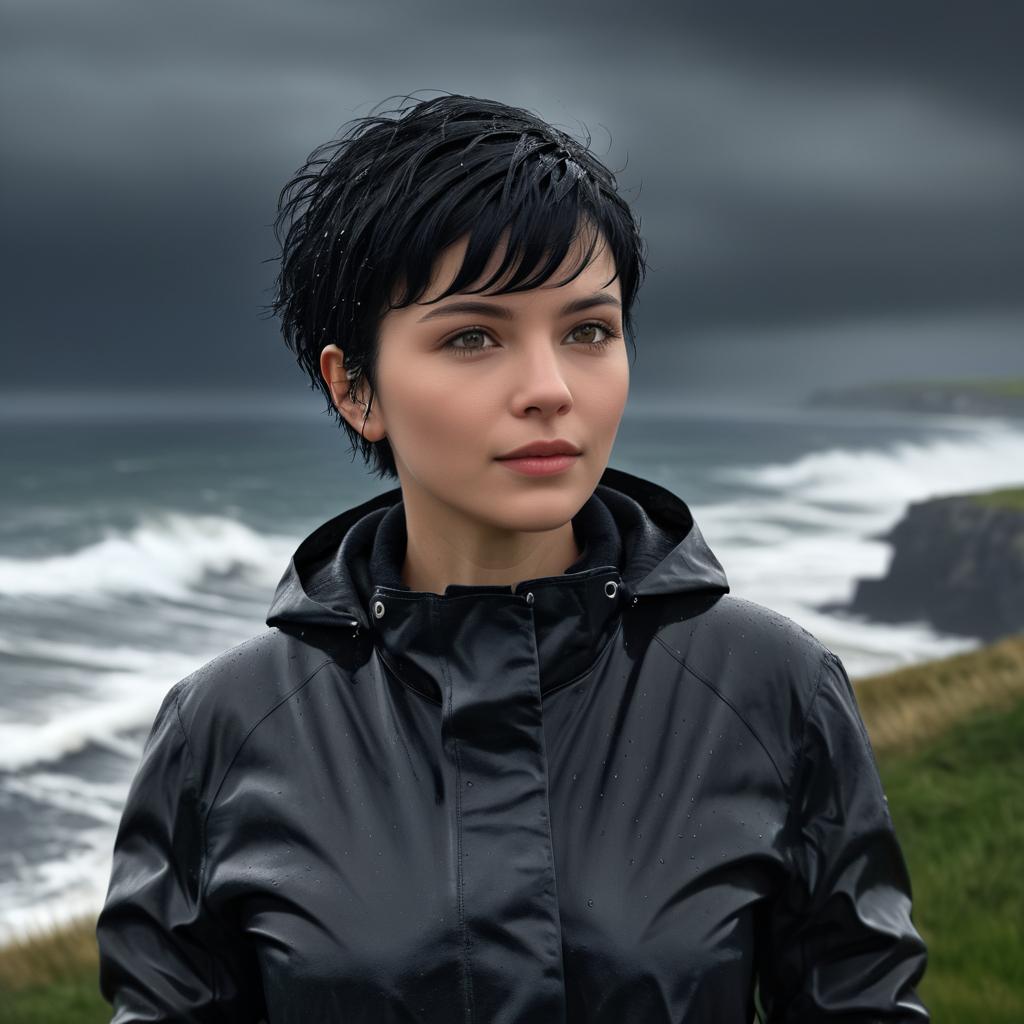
266,91,648,481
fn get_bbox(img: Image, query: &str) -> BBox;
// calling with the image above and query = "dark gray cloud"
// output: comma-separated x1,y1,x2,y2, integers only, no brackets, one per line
2,0,1022,400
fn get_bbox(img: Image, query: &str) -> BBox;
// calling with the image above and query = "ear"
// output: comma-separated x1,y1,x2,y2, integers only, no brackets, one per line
319,344,387,442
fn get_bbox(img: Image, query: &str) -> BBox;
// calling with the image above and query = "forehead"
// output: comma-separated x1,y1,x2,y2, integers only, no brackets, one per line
416,224,619,307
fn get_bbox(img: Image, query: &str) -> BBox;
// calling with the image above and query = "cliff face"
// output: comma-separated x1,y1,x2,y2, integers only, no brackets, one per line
844,493,1024,642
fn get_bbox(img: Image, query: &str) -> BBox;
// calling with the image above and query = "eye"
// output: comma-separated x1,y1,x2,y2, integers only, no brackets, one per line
569,322,619,347
441,320,622,359
443,327,495,357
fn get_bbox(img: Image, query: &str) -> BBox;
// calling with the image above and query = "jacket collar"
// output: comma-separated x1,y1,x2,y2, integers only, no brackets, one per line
266,465,730,698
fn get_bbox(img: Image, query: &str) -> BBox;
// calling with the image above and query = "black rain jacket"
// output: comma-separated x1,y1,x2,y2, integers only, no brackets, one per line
96,466,930,1023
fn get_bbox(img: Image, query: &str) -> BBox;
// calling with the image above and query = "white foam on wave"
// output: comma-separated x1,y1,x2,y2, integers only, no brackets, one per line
0,633,167,671
3,771,128,826
719,418,1024,509
0,512,297,598
0,818,123,948
0,649,216,771
693,418,1024,677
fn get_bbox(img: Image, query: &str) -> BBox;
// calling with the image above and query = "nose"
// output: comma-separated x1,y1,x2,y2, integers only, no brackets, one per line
512,340,574,415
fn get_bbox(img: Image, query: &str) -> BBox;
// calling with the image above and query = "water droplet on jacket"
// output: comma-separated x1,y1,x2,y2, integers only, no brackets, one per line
466,779,473,787
587,898,594,907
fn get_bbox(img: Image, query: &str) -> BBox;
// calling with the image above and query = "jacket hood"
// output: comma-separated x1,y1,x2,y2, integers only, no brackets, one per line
266,465,729,637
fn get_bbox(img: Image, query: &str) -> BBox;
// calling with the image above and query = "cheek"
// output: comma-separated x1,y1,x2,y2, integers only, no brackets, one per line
387,371,490,452
587,359,630,425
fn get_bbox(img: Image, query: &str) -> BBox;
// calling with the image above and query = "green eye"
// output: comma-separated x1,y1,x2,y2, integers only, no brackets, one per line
442,320,622,359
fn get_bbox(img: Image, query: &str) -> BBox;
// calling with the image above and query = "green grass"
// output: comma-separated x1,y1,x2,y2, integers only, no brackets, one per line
969,486,1024,512
2,639,1023,1022
0,969,111,1024
871,377,1024,398
0,916,108,1024
877,694,1024,1022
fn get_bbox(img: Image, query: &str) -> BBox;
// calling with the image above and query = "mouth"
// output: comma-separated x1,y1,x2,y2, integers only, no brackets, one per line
495,440,583,460
495,453,580,477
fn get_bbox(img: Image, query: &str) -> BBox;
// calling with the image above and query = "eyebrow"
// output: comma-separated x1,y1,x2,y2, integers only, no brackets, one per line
416,291,622,323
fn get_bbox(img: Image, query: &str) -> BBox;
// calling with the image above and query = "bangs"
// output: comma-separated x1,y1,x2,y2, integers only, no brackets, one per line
382,132,628,309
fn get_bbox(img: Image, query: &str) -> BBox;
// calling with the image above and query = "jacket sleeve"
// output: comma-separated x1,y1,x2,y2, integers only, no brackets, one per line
757,649,930,1022
96,680,264,1023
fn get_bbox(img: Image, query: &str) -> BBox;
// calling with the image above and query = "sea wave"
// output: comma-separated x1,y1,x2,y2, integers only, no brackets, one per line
0,512,296,598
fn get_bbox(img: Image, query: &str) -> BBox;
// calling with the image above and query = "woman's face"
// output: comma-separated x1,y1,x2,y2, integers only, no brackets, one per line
324,226,629,540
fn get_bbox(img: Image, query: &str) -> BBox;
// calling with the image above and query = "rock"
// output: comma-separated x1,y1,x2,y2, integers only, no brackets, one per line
832,489,1024,642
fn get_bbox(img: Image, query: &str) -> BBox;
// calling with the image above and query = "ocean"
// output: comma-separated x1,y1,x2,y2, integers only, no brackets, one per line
2,392,1022,944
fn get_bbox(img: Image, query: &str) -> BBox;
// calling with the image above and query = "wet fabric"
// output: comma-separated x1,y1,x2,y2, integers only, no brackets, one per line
96,465,930,1023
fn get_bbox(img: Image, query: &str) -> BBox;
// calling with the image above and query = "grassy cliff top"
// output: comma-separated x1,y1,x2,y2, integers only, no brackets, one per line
866,377,1024,398
852,631,1024,754
968,487,1024,511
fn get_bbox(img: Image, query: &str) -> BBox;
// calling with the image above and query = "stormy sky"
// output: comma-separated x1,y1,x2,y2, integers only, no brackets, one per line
3,0,1022,406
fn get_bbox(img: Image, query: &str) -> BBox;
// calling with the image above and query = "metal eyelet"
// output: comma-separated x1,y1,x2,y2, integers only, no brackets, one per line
525,592,535,605
604,580,619,599
373,599,385,619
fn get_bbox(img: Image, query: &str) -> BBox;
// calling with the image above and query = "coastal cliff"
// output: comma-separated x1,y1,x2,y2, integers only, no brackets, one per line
839,488,1024,642
805,377,1024,418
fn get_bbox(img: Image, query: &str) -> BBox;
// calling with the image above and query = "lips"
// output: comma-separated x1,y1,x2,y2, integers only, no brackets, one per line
496,440,582,459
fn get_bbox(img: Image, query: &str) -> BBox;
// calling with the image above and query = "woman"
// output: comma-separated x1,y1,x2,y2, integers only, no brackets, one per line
96,93,930,1022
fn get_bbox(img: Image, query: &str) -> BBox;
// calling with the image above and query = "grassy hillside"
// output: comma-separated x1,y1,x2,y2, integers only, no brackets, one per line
2,634,1023,1023
970,486,1024,512
881,695,1024,1019
875,377,1024,399
852,630,1024,755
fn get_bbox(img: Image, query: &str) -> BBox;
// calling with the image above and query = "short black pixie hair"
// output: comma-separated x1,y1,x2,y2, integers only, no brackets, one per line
267,92,648,481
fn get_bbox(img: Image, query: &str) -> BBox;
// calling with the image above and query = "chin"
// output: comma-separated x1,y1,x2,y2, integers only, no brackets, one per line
484,489,588,528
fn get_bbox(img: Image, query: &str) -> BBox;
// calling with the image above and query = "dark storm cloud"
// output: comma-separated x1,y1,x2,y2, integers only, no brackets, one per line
2,0,1022,397
684,1,1024,125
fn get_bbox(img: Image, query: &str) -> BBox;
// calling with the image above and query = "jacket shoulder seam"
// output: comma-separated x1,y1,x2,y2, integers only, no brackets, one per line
199,656,336,828
652,633,787,789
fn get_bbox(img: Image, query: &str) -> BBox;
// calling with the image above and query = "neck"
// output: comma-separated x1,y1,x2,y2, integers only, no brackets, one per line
398,490,582,596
